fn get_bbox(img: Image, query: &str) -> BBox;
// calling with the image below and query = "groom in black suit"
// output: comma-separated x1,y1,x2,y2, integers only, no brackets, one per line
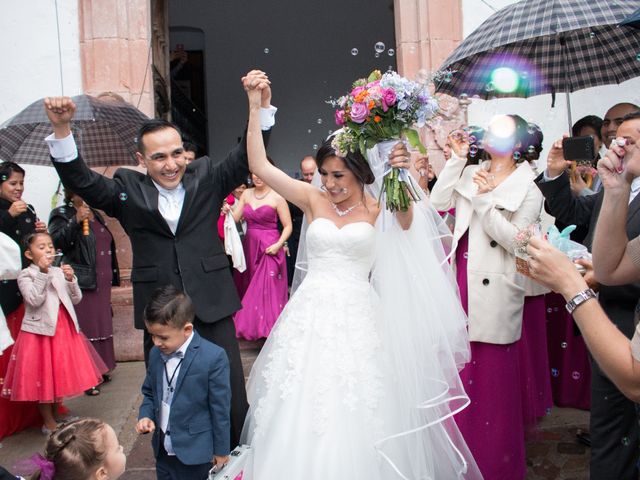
43,70,274,447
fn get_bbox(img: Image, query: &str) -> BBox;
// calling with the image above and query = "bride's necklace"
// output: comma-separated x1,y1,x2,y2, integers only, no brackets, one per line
253,188,270,201
331,200,362,217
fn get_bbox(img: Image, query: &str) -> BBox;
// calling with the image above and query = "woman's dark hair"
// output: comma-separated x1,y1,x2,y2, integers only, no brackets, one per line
21,232,52,263
466,125,486,165
316,139,375,186
28,418,108,480
572,115,603,140
522,121,544,161
0,161,26,183
509,115,535,163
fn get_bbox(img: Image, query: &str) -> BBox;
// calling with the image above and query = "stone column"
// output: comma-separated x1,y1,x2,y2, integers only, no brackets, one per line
78,0,154,361
394,0,467,173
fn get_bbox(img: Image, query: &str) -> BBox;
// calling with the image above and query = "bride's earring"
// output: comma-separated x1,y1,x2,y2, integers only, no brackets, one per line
341,188,348,194
320,184,327,191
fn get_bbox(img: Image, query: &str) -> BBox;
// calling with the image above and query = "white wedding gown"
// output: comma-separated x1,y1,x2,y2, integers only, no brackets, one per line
241,215,482,479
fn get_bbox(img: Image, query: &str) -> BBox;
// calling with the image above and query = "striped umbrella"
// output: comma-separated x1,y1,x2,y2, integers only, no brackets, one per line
435,0,640,129
0,95,149,167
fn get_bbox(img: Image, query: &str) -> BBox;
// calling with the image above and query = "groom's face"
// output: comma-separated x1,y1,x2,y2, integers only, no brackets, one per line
136,127,187,190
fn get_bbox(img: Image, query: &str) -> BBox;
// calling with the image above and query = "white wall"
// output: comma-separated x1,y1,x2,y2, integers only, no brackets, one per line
461,0,640,169
0,0,82,221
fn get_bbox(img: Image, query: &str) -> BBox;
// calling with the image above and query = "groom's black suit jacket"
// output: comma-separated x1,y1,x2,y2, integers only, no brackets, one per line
53,132,265,329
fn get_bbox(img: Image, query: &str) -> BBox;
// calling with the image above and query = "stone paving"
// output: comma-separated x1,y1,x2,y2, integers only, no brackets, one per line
0,340,590,479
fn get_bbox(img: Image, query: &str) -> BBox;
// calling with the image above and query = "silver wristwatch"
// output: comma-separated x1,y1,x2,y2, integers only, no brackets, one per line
565,288,597,314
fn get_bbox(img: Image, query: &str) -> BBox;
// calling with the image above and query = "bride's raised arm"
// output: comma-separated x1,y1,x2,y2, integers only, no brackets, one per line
244,73,317,213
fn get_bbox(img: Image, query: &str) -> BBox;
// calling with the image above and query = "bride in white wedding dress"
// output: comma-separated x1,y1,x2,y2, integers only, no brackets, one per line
240,76,482,479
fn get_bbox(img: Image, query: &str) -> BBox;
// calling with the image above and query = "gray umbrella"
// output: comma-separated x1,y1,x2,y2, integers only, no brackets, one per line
435,0,640,129
0,95,149,167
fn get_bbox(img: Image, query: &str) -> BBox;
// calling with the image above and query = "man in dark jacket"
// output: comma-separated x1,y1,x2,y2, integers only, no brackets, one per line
534,111,640,480
43,70,274,448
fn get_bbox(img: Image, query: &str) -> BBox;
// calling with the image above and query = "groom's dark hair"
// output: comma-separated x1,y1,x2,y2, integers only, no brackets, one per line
316,139,375,186
135,119,182,154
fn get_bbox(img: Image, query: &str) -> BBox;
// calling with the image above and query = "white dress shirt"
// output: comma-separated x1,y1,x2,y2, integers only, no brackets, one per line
151,180,185,234
161,331,194,456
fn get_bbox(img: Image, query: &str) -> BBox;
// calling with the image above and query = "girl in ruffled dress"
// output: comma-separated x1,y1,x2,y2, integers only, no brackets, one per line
1,232,107,432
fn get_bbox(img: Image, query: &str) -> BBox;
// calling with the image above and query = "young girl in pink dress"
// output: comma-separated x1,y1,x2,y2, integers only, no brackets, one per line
1,232,107,432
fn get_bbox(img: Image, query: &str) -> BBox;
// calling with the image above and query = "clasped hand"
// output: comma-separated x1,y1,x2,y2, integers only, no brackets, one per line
243,70,272,108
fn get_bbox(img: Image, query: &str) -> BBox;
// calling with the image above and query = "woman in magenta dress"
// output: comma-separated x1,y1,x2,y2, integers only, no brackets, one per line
431,115,544,480
231,170,291,340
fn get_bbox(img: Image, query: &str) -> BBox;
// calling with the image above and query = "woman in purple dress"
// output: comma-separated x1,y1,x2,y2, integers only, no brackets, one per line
431,115,544,480
230,170,291,340
48,189,120,395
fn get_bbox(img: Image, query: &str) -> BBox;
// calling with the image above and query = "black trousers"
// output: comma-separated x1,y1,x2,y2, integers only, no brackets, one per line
589,301,639,480
155,434,212,480
144,316,249,449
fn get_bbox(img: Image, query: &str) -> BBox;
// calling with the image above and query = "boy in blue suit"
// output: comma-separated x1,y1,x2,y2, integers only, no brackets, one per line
136,285,231,479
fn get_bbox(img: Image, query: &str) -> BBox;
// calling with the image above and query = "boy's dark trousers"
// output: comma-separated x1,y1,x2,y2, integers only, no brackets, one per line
156,432,212,480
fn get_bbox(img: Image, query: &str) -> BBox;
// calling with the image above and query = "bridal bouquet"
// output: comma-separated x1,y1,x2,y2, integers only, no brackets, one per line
331,69,439,212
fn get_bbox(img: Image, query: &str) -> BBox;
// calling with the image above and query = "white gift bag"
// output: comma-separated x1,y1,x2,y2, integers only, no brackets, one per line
208,445,251,480
224,213,246,273
0,231,22,355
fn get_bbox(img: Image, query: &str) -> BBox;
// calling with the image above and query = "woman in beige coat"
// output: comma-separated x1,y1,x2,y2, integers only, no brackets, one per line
430,114,543,480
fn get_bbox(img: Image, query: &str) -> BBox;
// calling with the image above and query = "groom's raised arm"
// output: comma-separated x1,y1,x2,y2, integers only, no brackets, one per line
208,70,276,196
44,97,124,220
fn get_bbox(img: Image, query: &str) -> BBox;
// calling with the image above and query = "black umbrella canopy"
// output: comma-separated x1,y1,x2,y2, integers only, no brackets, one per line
436,0,640,99
0,95,149,167
620,7,640,29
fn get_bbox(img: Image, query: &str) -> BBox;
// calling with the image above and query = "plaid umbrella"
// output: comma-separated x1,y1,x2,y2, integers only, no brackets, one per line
620,7,640,30
0,95,149,167
436,0,640,105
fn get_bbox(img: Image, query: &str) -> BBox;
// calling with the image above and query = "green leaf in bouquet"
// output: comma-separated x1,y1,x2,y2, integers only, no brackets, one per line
359,136,368,160
403,128,426,154
367,70,382,83
352,78,367,88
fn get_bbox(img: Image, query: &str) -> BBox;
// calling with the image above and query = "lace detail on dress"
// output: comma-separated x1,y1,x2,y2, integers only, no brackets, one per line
252,219,383,438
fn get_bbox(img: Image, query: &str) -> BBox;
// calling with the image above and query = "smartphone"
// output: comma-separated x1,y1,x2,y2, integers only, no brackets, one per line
562,136,595,161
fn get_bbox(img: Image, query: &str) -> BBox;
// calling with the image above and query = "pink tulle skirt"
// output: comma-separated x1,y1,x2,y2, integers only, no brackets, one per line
2,305,107,403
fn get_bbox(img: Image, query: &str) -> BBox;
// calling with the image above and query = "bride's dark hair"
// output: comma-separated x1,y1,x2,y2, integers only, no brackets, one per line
316,139,375,186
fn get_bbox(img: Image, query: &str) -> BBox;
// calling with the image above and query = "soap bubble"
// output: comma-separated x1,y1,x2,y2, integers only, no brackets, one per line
263,48,270,54
387,49,395,56
119,192,128,201
374,42,385,53
351,48,359,56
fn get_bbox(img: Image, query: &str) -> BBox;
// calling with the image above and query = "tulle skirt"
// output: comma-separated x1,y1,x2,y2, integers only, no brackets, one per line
0,304,41,439
2,305,107,403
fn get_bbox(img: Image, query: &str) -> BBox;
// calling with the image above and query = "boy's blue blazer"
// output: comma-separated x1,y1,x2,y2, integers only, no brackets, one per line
139,330,231,464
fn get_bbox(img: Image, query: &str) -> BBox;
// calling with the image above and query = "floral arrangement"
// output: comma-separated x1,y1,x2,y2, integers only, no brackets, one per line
513,222,541,277
331,70,439,212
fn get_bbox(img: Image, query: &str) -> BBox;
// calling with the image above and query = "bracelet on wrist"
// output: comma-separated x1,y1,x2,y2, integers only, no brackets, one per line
565,288,597,314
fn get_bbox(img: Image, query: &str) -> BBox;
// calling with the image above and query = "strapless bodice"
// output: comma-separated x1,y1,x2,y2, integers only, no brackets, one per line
304,218,375,282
